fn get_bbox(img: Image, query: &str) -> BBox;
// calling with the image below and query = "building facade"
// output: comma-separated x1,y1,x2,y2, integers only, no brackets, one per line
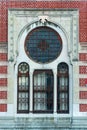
0,0,87,129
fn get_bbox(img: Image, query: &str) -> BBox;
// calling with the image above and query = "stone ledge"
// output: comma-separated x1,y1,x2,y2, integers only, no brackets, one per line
0,117,87,129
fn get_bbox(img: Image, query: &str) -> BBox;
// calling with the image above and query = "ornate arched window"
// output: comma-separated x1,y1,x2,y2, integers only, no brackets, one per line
33,70,54,113
17,62,29,113
57,62,69,113
16,25,70,114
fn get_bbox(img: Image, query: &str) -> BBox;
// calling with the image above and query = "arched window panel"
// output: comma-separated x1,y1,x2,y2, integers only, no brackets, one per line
33,70,54,113
57,62,69,113
17,62,29,113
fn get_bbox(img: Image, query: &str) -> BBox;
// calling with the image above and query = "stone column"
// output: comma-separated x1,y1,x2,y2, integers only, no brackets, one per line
29,69,34,113
53,69,57,113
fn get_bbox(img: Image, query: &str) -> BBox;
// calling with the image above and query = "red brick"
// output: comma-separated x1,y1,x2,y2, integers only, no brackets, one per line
0,66,7,74
79,66,87,74
79,78,87,87
0,53,7,61
79,91,87,99
0,91,7,99
80,104,87,112
0,104,7,112
79,53,87,61
0,1,87,43
0,78,7,86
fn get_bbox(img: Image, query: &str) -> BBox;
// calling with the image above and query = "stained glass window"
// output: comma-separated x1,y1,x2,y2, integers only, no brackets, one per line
25,27,62,63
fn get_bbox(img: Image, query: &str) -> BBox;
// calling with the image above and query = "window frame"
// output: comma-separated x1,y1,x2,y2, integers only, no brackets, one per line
33,70,54,113
24,26,62,63
57,62,69,113
17,62,30,113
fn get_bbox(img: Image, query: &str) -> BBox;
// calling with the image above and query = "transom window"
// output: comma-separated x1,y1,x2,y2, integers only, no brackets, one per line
25,27,62,63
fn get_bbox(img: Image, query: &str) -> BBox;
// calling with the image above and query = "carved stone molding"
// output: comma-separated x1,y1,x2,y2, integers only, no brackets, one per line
8,9,79,63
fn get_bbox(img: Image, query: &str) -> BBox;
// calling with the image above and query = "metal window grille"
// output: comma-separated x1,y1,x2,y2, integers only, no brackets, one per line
33,70,53,113
57,62,69,113
17,62,29,113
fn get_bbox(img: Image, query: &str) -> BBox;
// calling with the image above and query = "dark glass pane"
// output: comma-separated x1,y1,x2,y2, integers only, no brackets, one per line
33,70,53,113
57,62,69,113
17,62,29,113
25,27,62,63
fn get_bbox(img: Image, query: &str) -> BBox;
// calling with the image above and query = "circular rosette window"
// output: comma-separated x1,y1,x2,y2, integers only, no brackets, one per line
25,26,62,63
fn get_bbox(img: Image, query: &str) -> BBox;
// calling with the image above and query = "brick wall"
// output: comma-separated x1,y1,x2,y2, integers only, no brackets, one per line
0,66,7,74
0,1,87,42
0,53,7,61
0,78,7,86
79,53,87,61
80,104,87,112
79,66,87,112
0,91,7,99
79,78,87,87
0,0,87,113
80,91,87,99
0,104,7,112
0,44,7,112
79,66,87,74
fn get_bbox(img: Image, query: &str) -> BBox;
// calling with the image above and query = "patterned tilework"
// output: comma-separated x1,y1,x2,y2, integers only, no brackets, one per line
79,78,87,87
0,1,87,42
79,91,87,99
79,66,87,74
0,104,7,112
80,104,87,112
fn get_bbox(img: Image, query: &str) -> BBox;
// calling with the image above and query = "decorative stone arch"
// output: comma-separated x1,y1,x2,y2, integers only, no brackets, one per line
17,20,69,64
8,9,79,65
8,9,78,119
